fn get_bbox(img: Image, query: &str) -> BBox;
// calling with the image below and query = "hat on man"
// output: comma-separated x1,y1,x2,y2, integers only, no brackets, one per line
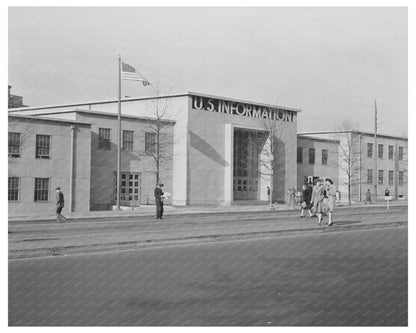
56,187,61,190
158,183,164,187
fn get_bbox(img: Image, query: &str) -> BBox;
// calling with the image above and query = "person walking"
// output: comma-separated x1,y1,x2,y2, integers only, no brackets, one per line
267,186,271,203
325,178,336,226
300,184,312,218
55,187,66,223
311,179,325,225
154,183,164,220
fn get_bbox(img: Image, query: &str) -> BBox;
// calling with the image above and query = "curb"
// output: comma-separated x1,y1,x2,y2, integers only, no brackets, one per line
9,220,407,260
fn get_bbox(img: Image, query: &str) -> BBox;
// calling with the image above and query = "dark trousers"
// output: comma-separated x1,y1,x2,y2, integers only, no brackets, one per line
156,200,164,218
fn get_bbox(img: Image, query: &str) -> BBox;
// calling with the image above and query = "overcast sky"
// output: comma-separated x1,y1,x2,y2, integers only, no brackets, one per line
8,7,408,136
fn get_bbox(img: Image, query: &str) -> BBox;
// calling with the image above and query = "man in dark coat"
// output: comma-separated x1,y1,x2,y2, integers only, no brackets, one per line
154,183,164,220
300,183,313,218
56,187,66,223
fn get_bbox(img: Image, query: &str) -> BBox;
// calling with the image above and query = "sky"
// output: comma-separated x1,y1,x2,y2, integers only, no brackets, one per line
8,6,408,136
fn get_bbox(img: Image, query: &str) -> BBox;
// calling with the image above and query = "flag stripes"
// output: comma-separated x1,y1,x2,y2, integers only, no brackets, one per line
121,62,151,86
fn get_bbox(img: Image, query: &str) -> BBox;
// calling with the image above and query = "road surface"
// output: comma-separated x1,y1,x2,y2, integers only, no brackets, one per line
9,226,407,326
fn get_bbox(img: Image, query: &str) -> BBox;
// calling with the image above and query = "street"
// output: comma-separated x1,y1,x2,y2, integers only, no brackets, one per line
9,226,407,326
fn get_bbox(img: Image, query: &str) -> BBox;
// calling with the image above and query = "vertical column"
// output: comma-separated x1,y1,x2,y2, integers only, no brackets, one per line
69,125,75,212
223,123,233,206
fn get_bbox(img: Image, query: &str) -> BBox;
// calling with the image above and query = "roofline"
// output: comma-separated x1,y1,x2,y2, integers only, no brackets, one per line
66,109,176,124
7,92,190,112
297,134,340,143
8,91,301,113
298,130,408,141
8,114,92,126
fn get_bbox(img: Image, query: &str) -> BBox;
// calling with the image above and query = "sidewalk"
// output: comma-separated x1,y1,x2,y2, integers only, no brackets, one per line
9,205,408,259
8,200,408,223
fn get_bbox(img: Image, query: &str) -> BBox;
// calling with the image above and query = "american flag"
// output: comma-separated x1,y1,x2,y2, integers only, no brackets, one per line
121,62,151,86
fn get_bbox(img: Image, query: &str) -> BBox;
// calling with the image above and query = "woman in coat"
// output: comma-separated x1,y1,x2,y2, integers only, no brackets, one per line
325,178,336,226
311,179,325,225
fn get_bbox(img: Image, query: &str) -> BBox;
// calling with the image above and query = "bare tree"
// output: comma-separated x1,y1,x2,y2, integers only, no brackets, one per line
335,120,361,205
140,86,176,185
251,119,289,207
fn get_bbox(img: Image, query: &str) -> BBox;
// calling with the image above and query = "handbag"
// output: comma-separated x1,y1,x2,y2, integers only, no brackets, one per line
301,201,307,209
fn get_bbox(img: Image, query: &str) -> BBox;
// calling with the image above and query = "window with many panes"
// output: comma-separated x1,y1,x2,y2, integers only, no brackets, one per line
389,170,394,185
34,178,49,201
399,146,404,160
98,128,111,150
322,149,328,165
309,148,315,164
378,144,383,159
388,145,394,160
378,170,384,184
122,130,134,151
8,132,21,157
367,143,373,157
399,171,404,185
35,135,51,159
8,177,20,201
367,169,373,184
145,132,156,154
297,147,303,164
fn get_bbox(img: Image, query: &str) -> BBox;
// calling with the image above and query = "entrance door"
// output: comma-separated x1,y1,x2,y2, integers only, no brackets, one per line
233,129,265,201
113,172,141,206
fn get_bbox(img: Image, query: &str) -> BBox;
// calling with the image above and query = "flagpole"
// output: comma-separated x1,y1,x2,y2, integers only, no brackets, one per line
116,56,122,210
374,99,378,203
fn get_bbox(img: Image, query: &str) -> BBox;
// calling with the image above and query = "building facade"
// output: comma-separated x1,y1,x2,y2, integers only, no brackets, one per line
9,92,300,215
298,131,408,203
8,115,92,216
296,135,339,188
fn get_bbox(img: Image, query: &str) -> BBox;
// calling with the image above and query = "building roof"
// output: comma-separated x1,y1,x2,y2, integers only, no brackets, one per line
8,114,91,126
8,91,301,114
298,130,408,141
297,134,340,144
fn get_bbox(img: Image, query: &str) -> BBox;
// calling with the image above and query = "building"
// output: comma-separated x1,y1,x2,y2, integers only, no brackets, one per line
9,92,301,215
8,114,91,216
296,135,339,188
8,85,26,108
298,131,408,203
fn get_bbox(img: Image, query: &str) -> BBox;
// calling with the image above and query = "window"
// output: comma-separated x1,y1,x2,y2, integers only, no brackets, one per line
388,145,394,160
8,132,21,157
367,169,373,184
378,170,384,185
367,143,373,157
98,128,111,150
122,130,134,151
297,147,303,164
35,135,51,159
378,144,383,159
34,178,49,201
399,171,404,185
322,149,328,165
389,170,394,185
8,177,20,201
145,132,156,154
308,148,315,164
399,146,404,160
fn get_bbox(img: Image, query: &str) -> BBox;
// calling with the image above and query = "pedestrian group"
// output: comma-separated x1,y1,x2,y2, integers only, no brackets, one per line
297,178,336,226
